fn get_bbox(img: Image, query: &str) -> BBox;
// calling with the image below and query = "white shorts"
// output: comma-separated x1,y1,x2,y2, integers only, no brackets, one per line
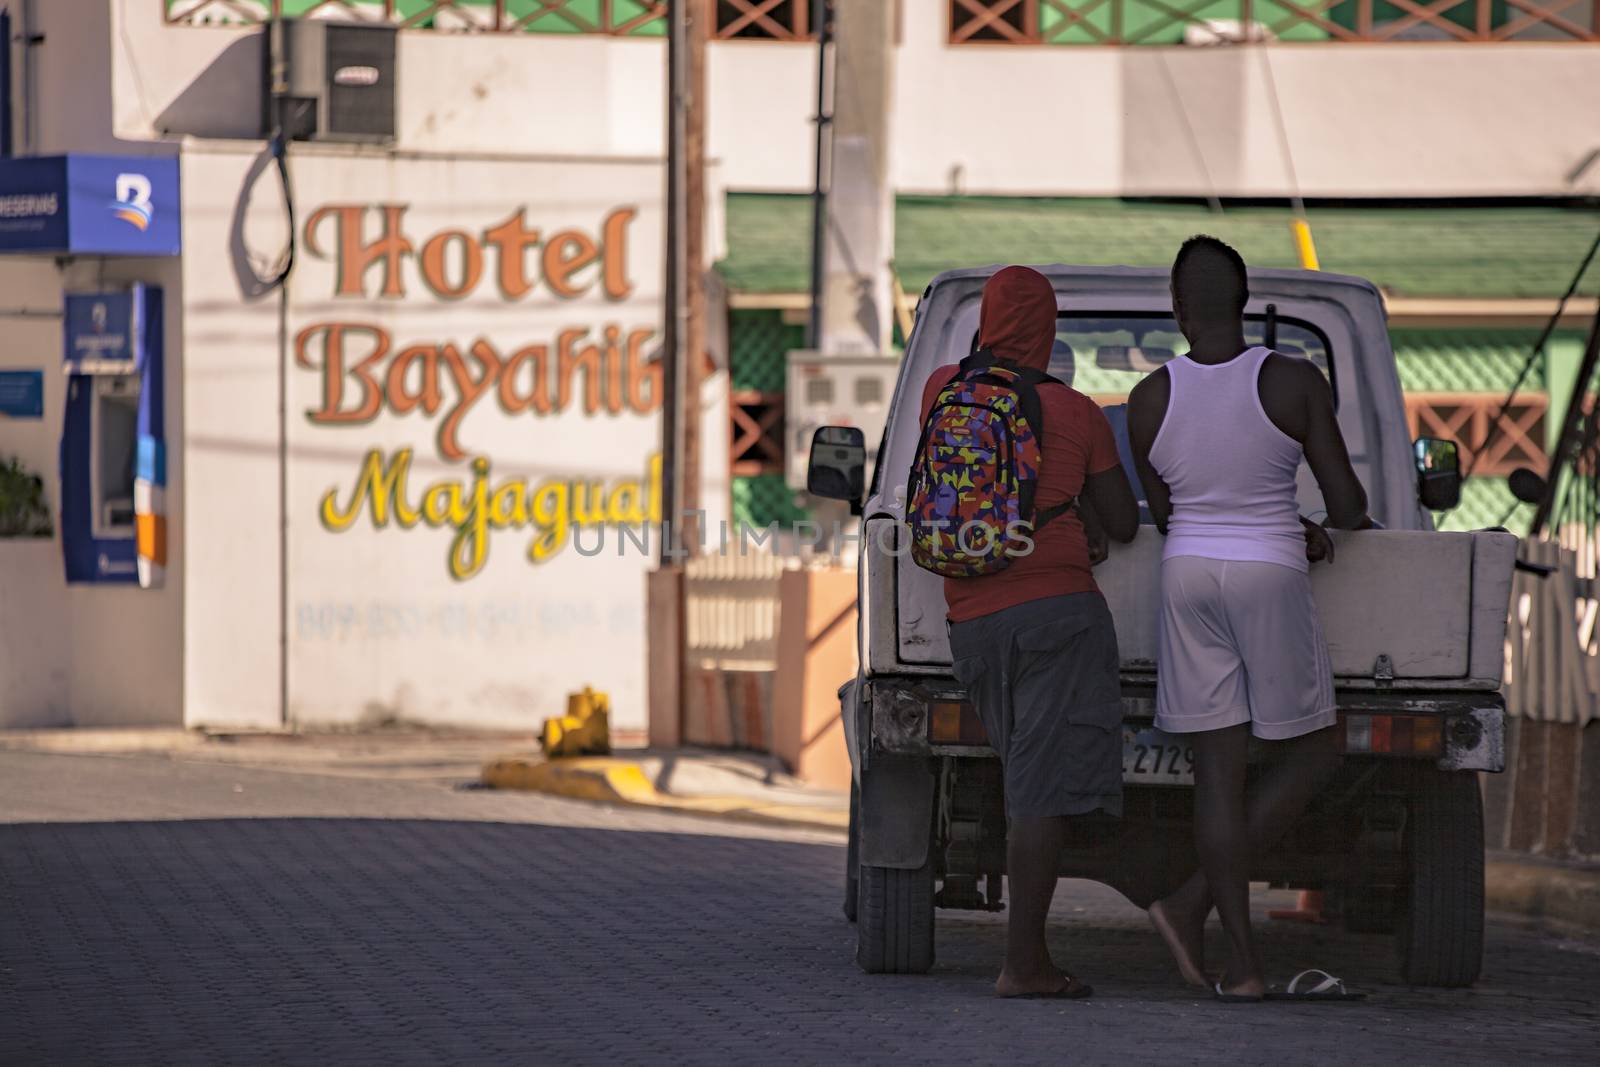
1154,556,1337,741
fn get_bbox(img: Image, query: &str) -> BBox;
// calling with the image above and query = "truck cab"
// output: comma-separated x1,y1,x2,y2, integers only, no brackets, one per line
810,265,1515,988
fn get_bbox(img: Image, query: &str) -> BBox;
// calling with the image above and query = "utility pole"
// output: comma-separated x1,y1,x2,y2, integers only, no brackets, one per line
661,0,705,564
681,0,707,558
807,0,834,350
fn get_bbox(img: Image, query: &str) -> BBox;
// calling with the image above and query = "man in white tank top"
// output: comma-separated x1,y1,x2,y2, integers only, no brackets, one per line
1126,236,1373,1001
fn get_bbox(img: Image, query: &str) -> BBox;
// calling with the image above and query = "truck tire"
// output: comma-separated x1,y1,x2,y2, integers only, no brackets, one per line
843,781,860,923
1397,766,1484,987
855,860,935,974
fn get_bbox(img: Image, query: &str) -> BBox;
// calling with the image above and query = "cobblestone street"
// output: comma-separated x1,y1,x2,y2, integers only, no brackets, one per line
2,750,1597,1066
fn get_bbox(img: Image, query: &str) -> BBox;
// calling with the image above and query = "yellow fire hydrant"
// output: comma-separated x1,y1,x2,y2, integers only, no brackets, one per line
540,687,612,757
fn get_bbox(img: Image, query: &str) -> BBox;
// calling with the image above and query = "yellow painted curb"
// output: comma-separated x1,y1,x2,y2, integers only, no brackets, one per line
482,755,848,833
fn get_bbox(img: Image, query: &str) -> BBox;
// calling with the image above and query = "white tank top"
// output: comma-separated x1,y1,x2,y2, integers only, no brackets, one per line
1148,346,1307,572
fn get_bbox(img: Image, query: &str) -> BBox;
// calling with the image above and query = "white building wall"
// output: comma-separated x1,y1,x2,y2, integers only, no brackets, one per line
892,11,1125,196
178,145,285,730
0,261,74,728
179,144,725,734
0,255,185,729
97,1,1600,199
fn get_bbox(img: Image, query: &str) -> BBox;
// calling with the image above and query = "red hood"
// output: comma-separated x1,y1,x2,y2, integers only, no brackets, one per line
979,266,1057,372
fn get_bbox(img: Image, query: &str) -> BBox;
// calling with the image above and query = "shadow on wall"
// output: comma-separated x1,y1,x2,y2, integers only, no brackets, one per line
228,142,292,301
154,33,263,141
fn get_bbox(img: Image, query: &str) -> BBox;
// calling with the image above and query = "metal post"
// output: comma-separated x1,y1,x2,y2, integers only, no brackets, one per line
807,0,833,350
0,11,11,158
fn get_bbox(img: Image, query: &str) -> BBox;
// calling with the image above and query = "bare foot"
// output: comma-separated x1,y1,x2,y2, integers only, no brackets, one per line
1149,898,1210,988
995,969,1091,999
1216,972,1266,1000
995,963,1070,998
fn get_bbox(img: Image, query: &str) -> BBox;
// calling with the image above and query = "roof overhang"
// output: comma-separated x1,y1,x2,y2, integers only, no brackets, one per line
1383,297,1599,328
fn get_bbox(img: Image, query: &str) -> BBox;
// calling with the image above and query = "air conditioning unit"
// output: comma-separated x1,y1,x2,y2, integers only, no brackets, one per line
785,351,900,492
263,18,397,143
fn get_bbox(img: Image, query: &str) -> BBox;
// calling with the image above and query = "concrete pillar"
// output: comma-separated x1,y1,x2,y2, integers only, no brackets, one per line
820,0,896,357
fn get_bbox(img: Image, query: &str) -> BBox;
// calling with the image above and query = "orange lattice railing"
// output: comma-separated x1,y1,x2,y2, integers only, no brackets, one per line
948,0,1600,43
167,1,668,33
167,1,822,38
1406,394,1550,479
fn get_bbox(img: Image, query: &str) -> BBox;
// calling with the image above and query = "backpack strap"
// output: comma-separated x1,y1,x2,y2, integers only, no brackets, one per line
1033,497,1077,531
1019,366,1069,390
957,346,998,375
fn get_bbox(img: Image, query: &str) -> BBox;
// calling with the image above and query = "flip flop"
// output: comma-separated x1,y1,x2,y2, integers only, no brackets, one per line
1264,969,1367,1002
1004,976,1094,1000
1213,982,1264,1004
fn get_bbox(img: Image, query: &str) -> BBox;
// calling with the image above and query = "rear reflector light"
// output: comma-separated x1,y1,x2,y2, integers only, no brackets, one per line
929,700,989,745
1341,713,1442,757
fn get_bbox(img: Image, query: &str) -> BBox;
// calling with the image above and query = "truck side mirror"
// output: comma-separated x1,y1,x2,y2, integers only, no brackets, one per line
1508,466,1547,506
1414,437,1462,512
808,425,866,512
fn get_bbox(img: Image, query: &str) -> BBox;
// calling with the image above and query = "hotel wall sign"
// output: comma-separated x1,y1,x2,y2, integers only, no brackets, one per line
300,203,663,580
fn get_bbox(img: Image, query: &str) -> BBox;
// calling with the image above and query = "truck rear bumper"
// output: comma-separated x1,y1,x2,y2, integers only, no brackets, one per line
859,675,1506,773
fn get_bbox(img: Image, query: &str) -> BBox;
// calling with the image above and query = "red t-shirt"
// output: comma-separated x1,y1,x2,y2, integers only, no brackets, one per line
918,366,1122,622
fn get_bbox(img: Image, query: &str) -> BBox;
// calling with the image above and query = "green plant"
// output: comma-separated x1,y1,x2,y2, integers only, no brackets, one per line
0,456,52,538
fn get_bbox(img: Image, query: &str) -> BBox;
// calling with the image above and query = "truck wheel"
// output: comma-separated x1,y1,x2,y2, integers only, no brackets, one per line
856,860,935,974
1397,766,1484,987
843,781,860,923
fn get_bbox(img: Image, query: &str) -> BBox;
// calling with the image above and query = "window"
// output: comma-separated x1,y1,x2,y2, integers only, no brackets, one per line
965,311,1334,398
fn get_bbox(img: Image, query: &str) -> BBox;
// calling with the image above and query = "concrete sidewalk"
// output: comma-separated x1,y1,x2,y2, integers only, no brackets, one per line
1487,851,1600,934
0,727,849,833
0,726,534,783
482,748,848,833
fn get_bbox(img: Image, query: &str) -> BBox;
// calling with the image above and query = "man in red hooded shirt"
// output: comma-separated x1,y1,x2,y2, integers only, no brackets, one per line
919,266,1139,999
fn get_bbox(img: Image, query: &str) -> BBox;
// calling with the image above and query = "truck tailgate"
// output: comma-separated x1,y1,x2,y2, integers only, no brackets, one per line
892,528,1517,688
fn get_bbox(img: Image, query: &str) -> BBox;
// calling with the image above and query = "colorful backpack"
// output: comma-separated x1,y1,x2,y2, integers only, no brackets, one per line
905,349,1074,577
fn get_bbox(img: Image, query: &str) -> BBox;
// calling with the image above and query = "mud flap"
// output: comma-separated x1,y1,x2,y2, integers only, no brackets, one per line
859,755,936,870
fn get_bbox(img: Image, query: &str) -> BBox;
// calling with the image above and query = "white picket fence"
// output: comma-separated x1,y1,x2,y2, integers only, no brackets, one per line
680,551,792,749
1506,535,1600,726
682,551,793,669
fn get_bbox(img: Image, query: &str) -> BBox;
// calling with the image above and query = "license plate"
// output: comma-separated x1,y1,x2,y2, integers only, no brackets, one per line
1122,726,1195,786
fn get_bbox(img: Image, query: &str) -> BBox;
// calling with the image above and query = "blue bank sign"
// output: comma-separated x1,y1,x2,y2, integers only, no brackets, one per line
0,155,180,256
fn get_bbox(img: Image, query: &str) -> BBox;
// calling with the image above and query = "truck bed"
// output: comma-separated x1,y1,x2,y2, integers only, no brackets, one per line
883,526,1517,691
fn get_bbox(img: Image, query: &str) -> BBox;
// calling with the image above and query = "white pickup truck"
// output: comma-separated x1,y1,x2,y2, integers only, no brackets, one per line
807,265,1517,988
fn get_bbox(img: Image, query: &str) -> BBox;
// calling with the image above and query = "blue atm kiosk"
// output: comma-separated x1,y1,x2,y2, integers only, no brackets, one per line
0,154,179,586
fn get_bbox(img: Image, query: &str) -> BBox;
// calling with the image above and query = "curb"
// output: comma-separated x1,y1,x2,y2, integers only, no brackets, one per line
1486,856,1600,934
482,756,848,834
0,729,204,754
